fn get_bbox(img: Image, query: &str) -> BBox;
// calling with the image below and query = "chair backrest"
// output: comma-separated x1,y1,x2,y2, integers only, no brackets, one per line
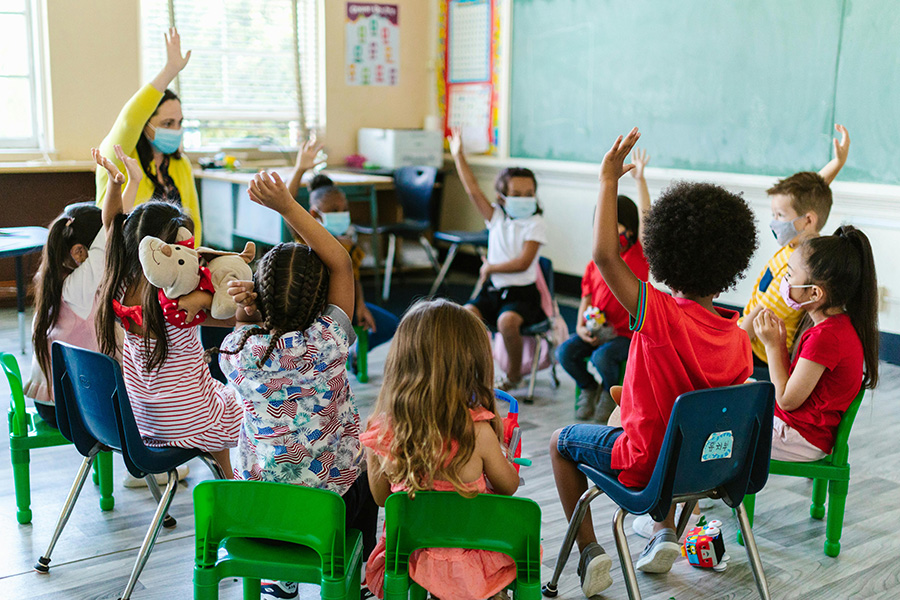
51,342,124,457
384,491,542,587
538,256,554,296
394,166,439,224
641,381,775,521
829,387,865,467
193,480,352,578
2,353,28,436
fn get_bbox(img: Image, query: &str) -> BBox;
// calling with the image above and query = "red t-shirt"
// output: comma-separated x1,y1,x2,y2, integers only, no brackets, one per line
581,242,650,339
775,313,863,454
612,282,753,488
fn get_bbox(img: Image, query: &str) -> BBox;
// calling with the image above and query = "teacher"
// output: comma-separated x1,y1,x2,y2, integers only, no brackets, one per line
96,27,203,242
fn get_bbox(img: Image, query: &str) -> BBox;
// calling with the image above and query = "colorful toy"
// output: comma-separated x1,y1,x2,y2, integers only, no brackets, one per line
583,306,606,334
495,390,531,476
681,519,729,572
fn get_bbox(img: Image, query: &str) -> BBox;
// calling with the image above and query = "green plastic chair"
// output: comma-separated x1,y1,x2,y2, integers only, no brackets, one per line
351,325,369,383
3,352,113,524
740,387,865,557
383,491,542,599
193,480,363,599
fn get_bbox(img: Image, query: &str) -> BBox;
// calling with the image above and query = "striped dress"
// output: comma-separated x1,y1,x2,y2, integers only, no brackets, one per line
121,321,242,452
219,305,362,494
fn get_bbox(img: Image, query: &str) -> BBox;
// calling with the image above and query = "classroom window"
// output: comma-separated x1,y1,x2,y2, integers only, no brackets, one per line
0,0,48,151
140,0,322,150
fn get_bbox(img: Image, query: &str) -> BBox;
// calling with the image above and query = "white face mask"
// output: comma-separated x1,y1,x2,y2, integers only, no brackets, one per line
502,195,538,219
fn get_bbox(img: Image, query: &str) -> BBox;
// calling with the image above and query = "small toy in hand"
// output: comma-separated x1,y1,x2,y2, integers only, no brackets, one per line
138,227,255,328
681,519,729,572
583,306,606,334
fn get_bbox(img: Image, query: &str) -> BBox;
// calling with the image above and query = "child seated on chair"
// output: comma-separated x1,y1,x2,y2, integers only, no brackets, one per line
549,128,758,597
754,225,878,462
449,130,547,391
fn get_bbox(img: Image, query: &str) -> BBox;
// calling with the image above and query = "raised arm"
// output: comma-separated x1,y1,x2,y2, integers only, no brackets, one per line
448,130,494,221
818,124,850,185
287,139,326,199
114,144,142,214
93,148,124,231
593,129,642,317
150,27,191,93
630,148,651,241
248,171,355,320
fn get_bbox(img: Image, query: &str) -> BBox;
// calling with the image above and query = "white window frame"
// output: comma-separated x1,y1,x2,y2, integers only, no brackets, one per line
0,0,51,153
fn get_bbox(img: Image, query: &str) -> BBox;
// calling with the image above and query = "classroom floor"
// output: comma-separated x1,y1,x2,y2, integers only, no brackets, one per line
2,275,899,600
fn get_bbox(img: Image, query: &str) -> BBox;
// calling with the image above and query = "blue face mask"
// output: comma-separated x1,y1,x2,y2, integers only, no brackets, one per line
148,124,183,155
322,211,351,236
769,216,801,246
502,195,538,219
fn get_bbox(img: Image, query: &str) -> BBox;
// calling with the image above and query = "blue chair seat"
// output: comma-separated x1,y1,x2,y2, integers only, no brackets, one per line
355,219,430,237
433,229,489,246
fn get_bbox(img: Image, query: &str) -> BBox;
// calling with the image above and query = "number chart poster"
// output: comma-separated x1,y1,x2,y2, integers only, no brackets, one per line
346,3,399,86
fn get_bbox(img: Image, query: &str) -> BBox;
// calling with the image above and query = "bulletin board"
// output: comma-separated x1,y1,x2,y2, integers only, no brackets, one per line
346,3,400,86
439,0,501,154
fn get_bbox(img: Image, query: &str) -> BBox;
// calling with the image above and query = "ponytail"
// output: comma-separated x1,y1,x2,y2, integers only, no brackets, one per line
803,225,879,389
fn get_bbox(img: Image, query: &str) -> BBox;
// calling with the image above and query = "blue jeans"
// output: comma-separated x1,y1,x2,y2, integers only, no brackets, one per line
557,424,624,476
359,302,399,350
556,334,631,392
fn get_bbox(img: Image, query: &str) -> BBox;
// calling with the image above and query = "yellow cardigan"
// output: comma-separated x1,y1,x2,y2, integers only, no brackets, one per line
95,83,202,243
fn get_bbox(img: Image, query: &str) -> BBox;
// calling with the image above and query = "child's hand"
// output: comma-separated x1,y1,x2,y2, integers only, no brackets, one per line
114,144,143,184
295,138,326,172
576,322,599,346
831,124,850,167
163,27,191,76
477,258,493,287
356,304,377,332
599,128,641,182
630,147,650,180
228,280,258,316
754,309,786,348
448,128,464,159
92,148,125,184
248,171,296,214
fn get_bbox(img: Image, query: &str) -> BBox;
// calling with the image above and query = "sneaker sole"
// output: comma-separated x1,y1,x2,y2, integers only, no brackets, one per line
635,542,681,573
582,552,613,597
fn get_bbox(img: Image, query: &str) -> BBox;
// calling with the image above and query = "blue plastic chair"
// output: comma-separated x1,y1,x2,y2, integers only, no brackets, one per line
355,166,441,301
543,382,775,600
37,342,226,600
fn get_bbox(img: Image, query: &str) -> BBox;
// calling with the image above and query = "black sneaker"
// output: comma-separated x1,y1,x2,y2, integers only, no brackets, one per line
261,581,299,599
577,542,612,598
360,585,376,599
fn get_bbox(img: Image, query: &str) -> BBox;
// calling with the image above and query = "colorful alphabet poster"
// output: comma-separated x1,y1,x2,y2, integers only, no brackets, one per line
346,3,399,86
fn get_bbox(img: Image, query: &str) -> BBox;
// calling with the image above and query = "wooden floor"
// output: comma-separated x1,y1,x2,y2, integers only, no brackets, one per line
2,299,900,600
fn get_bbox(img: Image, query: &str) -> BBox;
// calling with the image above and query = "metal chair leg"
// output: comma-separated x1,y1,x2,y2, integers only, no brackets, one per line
146,475,177,528
612,508,641,600
429,243,460,296
735,501,771,600
35,451,97,572
525,334,542,401
419,235,440,272
676,499,699,539
199,453,228,480
120,471,179,600
542,486,603,596
382,234,397,301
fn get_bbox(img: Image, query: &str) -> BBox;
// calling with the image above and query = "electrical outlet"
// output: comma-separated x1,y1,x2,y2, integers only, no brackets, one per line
878,286,888,312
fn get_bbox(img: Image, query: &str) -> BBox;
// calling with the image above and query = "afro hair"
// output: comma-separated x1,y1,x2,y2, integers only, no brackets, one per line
643,181,758,297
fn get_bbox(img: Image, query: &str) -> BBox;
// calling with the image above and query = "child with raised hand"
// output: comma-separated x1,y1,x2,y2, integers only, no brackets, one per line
755,225,878,462
362,298,520,600
557,149,650,423
740,125,850,379
550,128,758,596
25,145,141,427
449,130,548,391
215,171,376,600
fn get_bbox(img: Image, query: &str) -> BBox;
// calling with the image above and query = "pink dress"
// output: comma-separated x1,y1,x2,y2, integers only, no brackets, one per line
361,407,517,600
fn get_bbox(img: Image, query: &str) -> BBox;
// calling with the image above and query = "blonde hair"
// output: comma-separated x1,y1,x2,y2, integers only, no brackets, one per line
370,299,501,497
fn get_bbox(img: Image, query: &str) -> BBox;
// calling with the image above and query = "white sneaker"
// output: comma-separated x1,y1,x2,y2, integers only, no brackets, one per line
122,465,190,488
632,506,704,541
635,529,680,573
578,542,612,598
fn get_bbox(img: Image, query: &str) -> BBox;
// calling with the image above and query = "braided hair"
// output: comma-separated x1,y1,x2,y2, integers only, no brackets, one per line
216,242,330,367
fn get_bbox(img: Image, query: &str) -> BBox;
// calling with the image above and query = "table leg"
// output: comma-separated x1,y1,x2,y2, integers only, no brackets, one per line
368,185,382,299
15,256,26,354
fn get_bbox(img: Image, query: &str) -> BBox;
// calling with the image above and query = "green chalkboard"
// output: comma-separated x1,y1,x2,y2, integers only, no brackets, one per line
510,0,890,180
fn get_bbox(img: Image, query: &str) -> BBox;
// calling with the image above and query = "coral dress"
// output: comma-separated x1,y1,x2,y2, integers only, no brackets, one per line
360,407,517,600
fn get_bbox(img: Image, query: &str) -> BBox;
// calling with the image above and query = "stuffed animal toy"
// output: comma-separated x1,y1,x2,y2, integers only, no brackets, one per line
681,519,729,572
138,228,255,327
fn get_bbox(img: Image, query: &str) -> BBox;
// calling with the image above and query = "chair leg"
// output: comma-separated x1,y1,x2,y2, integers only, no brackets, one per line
146,475,177,528
120,471,179,600
429,243,459,296
824,479,848,557
525,335,542,402
675,500,698,540
737,493,756,546
199,453,228,480
382,234,396,302
419,235,440,272
95,450,115,511
193,567,220,600
11,447,32,524
35,452,96,572
735,501,771,600
810,478,827,520
242,577,261,599
356,327,369,384
612,508,641,600
542,486,603,596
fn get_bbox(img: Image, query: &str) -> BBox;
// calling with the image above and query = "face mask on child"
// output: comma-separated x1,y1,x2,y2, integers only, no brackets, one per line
502,195,537,219
321,211,351,236
148,124,183,155
779,276,817,310
769,216,802,246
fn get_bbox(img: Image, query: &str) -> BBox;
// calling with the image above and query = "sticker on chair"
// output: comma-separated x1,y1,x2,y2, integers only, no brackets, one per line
701,430,733,461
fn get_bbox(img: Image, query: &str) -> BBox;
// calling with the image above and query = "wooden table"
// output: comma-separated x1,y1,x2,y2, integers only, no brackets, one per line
0,227,49,353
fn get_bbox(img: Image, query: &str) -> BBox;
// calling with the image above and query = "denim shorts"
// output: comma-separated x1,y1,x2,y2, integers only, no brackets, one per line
557,424,624,476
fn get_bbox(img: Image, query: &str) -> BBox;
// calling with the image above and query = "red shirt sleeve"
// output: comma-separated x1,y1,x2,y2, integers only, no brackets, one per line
581,262,596,298
797,326,842,371
630,281,674,342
